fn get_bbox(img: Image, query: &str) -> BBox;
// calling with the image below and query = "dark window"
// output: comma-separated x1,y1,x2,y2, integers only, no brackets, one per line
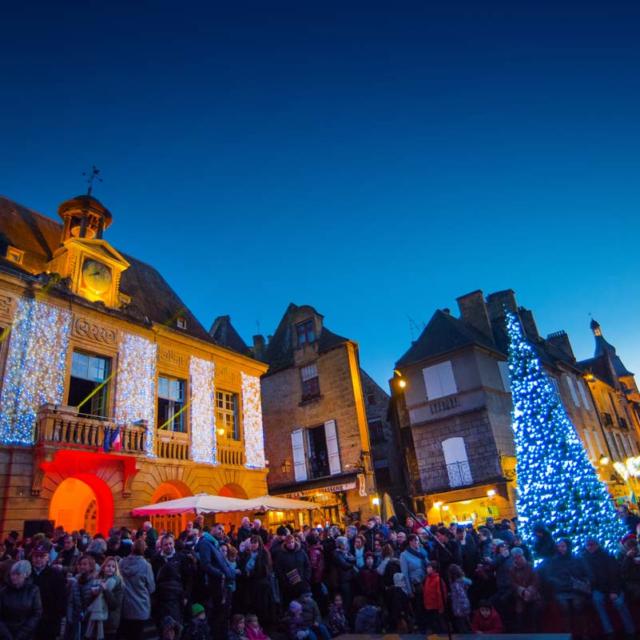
300,363,320,400
368,419,385,445
158,376,186,432
367,392,377,406
296,320,316,346
307,424,330,479
216,390,240,440
68,351,111,418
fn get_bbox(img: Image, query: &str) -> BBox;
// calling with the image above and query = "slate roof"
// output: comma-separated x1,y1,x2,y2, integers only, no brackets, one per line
396,303,583,375
0,195,211,342
209,315,250,355
263,303,349,374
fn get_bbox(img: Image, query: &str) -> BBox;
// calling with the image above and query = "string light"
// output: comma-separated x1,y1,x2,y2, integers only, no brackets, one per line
189,356,216,464
114,332,157,455
0,297,71,445
506,311,624,554
241,372,265,469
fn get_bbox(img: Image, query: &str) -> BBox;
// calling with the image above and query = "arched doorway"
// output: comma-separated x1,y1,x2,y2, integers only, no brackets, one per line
149,481,192,536
49,475,114,535
218,483,249,531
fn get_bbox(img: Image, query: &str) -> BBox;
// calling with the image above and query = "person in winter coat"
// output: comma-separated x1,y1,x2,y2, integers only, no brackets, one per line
238,535,274,627
582,538,636,637
332,537,356,614
98,557,124,640
306,534,326,613
621,538,640,604
352,597,382,634
326,593,349,637
508,547,540,633
357,553,380,603
538,538,588,638
430,528,462,585
30,543,67,640
423,561,447,634
183,603,211,640
448,564,472,633
490,541,514,627
0,560,42,640
471,599,504,634
119,538,156,640
275,535,311,606
399,534,428,631
387,573,412,633
66,554,102,640
150,534,193,627
532,523,555,561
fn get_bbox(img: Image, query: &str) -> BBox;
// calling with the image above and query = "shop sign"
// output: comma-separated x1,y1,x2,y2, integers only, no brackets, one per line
282,481,356,499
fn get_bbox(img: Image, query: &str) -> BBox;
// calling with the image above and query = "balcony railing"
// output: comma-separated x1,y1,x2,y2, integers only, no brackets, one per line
155,430,190,461
447,460,473,488
218,440,245,467
36,404,146,455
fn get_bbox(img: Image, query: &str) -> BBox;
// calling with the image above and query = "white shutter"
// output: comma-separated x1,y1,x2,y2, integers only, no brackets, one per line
498,361,511,392
564,375,580,407
291,429,307,481
423,361,456,400
583,430,594,459
578,381,591,409
301,363,318,381
324,419,341,475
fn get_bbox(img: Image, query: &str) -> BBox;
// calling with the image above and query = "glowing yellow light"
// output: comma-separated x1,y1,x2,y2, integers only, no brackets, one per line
398,378,407,389
442,505,450,511
217,428,225,436
599,456,610,466
433,501,443,509
372,497,380,506
462,500,472,504
487,489,496,497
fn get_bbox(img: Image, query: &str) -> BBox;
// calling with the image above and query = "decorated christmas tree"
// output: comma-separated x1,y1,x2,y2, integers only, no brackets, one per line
506,311,624,553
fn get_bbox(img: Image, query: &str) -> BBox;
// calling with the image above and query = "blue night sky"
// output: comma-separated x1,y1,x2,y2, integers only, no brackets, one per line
2,1,639,387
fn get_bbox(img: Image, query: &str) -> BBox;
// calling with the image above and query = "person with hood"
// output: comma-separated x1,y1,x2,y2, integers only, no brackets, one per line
582,537,635,638
30,542,67,640
532,523,555,560
0,560,42,640
538,538,589,638
275,534,311,606
151,533,193,628
471,599,504,634
119,538,156,640
422,561,447,634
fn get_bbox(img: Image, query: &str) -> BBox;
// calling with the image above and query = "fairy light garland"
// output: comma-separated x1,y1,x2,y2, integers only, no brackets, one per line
189,356,216,464
506,311,624,554
242,372,265,469
114,332,157,455
0,297,71,445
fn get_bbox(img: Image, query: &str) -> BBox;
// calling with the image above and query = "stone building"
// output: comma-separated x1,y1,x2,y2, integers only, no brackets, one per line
390,289,625,524
579,319,640,496
0,194,268,539
256,304,377,526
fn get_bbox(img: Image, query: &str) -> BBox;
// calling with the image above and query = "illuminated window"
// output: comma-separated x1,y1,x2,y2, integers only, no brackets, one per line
157,376,186,432
68,351,111,418
216,390,239,440
6,247,24,265
296,319,316,346
176,317,187,330
300,363,320,400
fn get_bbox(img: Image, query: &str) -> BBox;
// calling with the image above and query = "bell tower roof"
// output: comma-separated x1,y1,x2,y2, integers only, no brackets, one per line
57,194,113,242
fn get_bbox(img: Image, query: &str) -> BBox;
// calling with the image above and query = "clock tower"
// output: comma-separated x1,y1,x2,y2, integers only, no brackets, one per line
47,195,130,307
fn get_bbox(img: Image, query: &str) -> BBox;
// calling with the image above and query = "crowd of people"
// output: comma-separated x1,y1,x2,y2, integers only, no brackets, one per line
1,506,640,640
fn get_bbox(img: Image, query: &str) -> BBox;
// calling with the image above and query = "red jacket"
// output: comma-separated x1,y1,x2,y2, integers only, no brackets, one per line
423,572,447,613
471,607,504,634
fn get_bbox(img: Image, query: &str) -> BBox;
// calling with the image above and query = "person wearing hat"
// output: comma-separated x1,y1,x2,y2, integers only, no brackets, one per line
159,615,183,640
182,603,210,640
30,541,67,640
583,537,636,638
508,546,540,633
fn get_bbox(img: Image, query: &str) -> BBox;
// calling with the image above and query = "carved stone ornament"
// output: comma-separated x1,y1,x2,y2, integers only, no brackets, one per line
72,316,117,345
0,295,13,320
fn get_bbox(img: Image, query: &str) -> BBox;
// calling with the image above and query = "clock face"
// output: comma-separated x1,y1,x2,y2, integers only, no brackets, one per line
82,258,112,295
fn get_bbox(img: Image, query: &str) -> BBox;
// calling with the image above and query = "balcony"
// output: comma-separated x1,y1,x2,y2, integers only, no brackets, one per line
155,430,189,461
446,460,473,488
217,439,245,467
35,404,146,455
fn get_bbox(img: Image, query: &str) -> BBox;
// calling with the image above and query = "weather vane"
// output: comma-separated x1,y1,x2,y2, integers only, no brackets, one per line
83,166,102,196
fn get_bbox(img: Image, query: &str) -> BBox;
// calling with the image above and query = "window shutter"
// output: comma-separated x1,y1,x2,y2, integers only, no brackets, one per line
324,419,341,475
301,363,318,381
423,361,456,400
564,375,580,407
291,429,307,481
497,361,511,392
582,430,594,459
578,381,591,408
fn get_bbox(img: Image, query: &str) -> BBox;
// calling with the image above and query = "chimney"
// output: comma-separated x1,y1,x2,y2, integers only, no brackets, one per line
486,289,518,321
456,290,493,340
518,307,540,341
252,334,266,361
547,330,576,362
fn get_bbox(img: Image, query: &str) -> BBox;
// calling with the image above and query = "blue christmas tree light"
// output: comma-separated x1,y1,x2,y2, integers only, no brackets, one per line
506,311,624,554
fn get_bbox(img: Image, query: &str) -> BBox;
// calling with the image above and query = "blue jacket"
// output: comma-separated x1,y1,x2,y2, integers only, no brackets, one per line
400,547,428,591
196,533,236,583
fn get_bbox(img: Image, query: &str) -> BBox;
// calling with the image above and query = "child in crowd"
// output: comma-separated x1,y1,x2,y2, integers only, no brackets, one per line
298,591,331,640
353,596,382,634
229,614,249,640
246,613,270,640
423,561,447,634
327,593,349,637
160,616,183,640
183,603,211,640
471,599,504,634
286,600,314,640
449,564,472,633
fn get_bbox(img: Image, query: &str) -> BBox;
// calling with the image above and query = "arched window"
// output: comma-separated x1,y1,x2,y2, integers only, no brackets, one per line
442,437,473,487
